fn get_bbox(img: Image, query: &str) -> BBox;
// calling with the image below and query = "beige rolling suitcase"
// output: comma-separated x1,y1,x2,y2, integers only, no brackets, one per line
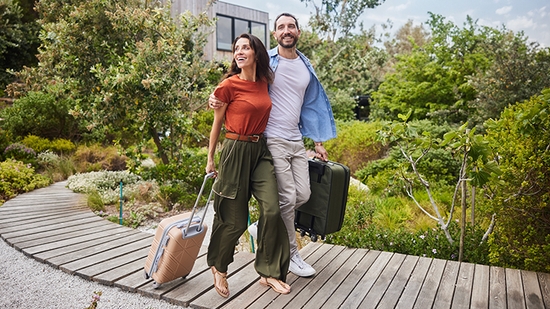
143,173,214,288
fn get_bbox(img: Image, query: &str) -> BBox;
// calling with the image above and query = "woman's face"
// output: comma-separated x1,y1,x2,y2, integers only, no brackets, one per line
233,38,256,69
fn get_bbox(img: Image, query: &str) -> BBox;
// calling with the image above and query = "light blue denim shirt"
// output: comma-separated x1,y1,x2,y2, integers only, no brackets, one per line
269,47,337,142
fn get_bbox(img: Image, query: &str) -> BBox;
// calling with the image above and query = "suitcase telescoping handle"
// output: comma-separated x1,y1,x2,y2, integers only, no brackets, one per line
182,172,215,237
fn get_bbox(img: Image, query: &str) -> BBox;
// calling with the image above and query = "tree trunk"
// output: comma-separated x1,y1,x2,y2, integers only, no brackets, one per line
150,127,169,165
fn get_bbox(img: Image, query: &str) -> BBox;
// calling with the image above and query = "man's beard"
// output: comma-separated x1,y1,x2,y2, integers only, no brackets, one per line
278,35,298,48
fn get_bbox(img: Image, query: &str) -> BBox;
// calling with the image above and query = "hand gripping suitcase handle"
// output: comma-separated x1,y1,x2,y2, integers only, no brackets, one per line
182,172,215,237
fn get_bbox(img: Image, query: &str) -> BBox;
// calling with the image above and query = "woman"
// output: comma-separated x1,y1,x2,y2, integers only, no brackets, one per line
206,33,291,298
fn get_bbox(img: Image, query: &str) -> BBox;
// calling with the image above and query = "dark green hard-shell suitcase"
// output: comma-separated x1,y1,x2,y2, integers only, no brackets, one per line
295,159,350,241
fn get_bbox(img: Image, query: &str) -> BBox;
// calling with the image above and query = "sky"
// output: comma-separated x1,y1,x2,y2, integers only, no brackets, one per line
222,0,550,47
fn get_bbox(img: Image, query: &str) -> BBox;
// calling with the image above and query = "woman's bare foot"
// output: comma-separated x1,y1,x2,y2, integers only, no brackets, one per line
259,277,291,294
211,266,229,298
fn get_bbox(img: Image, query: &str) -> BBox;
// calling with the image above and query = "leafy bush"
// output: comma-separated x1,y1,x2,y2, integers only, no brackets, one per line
324,120,386,174
483,89,550,272
4,143,36,161
21,135,76,155
139,147,209,210
0,91,80,139
37,150,76,181
0,159,52,205
72,144,127,172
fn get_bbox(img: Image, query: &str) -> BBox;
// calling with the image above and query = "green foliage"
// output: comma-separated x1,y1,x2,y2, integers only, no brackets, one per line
87,190,105,212
371,14,495,125
36,150,76,181
21,135,76,155
0,0,40,90
4,142,35,160
483,89,550,272
72,144,127,172
138,147,210,210
324,120,385,173
0,91,80,140
468,35,550,130
0,159,52,204
301,0,385,40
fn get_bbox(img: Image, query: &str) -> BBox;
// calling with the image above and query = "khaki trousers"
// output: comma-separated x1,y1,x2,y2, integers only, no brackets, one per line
266,137,311,257
207,138,290,281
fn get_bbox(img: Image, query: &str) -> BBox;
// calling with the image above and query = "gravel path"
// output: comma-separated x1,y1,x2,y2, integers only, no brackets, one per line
0,238,184,309
0,205,217,309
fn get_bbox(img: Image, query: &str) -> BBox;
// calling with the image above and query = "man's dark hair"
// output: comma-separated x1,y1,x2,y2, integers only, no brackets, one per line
273,13,299,31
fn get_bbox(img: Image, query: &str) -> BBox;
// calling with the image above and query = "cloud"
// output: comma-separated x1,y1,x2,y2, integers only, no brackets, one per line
496,6,512,15
507,16,536,31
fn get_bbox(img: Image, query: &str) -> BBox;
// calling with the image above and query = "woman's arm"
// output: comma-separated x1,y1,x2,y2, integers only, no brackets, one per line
206,103,228,177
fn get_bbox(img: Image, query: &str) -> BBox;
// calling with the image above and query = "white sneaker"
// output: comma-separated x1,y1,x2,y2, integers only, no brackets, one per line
248,221,258,239
289,254,316,277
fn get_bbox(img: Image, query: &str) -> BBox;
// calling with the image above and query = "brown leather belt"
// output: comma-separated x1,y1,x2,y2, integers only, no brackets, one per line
225,132,263,142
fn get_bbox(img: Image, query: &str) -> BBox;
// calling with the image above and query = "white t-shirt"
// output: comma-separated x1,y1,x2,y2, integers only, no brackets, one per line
264,56,310,140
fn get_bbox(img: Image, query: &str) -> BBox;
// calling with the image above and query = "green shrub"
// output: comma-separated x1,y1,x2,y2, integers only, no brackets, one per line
21,135,51,153
324,120,386,174
0,159,52,204
72,144,127,172
87,191,105,212
483,89,550,272
37,150,76,181
0,91,80,139
50,138,76,154
4,143,36,161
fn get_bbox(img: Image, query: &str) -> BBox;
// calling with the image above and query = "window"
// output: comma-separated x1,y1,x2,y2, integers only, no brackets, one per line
216,14,267,51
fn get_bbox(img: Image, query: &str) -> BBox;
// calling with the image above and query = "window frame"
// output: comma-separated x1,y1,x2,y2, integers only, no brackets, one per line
216,14,267,51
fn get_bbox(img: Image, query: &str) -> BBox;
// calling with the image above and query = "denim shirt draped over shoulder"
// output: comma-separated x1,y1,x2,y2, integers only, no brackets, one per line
268,47,337,142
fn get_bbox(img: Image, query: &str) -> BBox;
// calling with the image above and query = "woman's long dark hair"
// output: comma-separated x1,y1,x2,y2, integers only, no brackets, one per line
224,33,274,84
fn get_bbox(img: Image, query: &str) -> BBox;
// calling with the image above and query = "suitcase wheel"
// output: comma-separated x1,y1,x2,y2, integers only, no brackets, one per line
143,270,150,280
311,234,318,242
300,230,306,237
153,281,162,289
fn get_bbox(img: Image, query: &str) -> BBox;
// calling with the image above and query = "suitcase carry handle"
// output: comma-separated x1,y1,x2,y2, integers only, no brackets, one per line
182,172,215,237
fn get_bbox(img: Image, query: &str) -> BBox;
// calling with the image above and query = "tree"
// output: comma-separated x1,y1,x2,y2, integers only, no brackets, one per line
371,14,495,125
8,0,217,163
468,32,550,130
90,6,217,164
484,89,550,272
301,0,385,41
0,0,40,93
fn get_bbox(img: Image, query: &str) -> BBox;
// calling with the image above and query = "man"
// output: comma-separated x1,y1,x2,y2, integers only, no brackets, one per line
209,13,336,277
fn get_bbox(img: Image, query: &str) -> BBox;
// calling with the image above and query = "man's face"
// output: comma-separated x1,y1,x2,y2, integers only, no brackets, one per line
273,16,300,49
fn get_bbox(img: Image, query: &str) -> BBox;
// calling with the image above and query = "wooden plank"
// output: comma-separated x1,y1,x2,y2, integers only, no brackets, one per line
320,249,381,309
47,231,149,267
413,258,446,309
377,255,420,309
93,256,151,286
248,244,336,309
6,217,108,248
359,252,407,308
521,270,545,309
489,266,507,309
58,236,152,274
0,212,97,235
34,229,136,263
451,262,475,309
339,250,394,308
538,272,550,309
0,206,87,223
470,264,490,309
13,220,115,251
281,247,356,308
506,268,527,309
433,260,460,309
394,256,432,309
76,246,151,280
302,248,366,309
20,223,122,254
166,252,255,308
221,241,323,309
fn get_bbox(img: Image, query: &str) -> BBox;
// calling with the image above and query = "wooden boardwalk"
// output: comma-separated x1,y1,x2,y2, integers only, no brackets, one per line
1,181,549,309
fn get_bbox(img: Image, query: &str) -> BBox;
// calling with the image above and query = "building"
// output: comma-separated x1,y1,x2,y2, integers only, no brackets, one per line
170,0,270,61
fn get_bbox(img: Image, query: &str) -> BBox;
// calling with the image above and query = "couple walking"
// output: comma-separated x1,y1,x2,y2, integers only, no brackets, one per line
205,13,336,298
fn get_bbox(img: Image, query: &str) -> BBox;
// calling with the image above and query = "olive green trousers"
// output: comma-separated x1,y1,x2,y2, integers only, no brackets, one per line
207,138,290,281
